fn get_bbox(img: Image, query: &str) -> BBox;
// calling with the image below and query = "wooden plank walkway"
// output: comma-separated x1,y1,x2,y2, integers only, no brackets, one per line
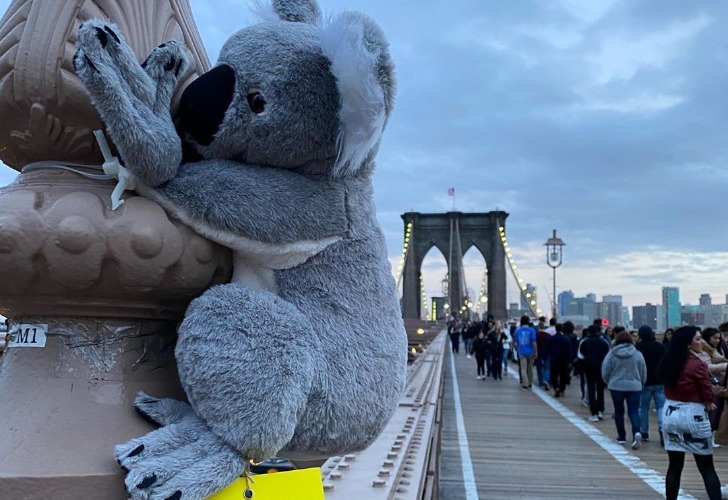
440,348,728,499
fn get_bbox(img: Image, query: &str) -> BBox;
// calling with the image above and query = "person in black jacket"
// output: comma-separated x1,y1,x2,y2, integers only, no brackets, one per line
580,324,610,422
472,331,488,380
548,323,572,397
635,325,667,445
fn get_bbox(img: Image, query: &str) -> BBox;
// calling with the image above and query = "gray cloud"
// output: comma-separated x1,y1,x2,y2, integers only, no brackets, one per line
0,0,726,308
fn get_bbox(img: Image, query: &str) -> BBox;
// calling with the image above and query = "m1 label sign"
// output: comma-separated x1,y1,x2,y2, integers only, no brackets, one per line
8,324,48,348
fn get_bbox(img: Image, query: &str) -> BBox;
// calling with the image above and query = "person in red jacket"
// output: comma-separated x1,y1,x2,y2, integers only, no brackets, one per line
658,326,721,500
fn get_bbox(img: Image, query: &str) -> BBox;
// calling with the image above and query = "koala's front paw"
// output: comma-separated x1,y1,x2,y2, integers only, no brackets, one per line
117,413,245,500
76,19,155,107
74,19,186,185
141,40,189,115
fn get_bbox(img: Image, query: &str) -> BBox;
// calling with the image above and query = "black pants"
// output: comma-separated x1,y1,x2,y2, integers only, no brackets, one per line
491,352,503,380
666,451,721,500
550,360,569,393
585,368,605,416
475,356,485,376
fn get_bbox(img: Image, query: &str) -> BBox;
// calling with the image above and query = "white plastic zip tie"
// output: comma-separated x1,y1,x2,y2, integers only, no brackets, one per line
94,129,138,210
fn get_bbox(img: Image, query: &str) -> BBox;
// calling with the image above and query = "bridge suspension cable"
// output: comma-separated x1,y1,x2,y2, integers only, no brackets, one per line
498,226,543,318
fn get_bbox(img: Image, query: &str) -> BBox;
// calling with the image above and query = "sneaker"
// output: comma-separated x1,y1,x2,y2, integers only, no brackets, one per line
632,432,642,450
616,438,626,445
642,433,649,443
554,390,561,398
521,385,529,390
476,375,482,380
543,384,550,391
581,398,589,408
598,411,604,421
588,415,599,422
467,355,472,359
713,439,721,448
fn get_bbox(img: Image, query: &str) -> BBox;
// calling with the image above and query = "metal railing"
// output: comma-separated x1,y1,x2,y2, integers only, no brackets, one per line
321,331,446,499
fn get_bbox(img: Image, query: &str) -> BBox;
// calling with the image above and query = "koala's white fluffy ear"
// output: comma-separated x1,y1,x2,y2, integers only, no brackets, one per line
320,12,396,178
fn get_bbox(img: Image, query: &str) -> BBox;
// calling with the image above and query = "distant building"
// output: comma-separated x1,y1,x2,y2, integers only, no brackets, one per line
597,297,623,327
700,294,712,307
567,295,597,324
633,303,660,331
558,290,574,317
586,293,597,302
662,287,681,329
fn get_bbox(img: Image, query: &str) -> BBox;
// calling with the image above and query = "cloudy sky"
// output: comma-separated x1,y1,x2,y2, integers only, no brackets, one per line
0,0,727,316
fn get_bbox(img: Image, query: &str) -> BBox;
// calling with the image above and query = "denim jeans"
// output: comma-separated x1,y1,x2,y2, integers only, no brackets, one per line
610,389,642,440
640,385,665,436
535,357,551,387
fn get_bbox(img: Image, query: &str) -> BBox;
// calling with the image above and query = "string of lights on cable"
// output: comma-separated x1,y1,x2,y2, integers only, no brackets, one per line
499,226,542,317
395,221,413,288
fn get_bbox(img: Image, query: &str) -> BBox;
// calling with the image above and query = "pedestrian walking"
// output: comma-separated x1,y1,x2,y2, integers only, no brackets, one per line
514,315,537,390
535,320,551,390
659,326,721,500
500,321,512,376
580,324,610,422
602,331,647,448
472,331,488,380
635,325,667,446
548,323,572,397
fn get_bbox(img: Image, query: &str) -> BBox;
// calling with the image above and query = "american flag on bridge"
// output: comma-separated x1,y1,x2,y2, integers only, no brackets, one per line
447,187,455,196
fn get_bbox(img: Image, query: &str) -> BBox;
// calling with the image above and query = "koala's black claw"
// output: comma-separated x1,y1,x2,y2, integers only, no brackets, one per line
137,473,157,489
120,465,130,474
94,27,108,48
165,492,182,500
164,58,176,72
174,59,183,77
84,55,98,73
72,52,80,72
127,444,145,457
103,25,120,44
141,56,149,69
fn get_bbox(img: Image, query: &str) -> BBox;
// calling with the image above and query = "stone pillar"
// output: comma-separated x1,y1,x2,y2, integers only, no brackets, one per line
0,2,231,499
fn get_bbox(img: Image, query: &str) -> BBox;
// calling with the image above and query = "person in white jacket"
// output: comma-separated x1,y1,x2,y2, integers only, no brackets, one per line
499,321,512,376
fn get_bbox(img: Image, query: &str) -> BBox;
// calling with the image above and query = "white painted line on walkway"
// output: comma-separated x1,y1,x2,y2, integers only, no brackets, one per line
506,365,695,500
449,347,479,500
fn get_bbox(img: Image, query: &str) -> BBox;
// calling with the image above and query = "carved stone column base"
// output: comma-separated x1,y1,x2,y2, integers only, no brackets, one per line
0,317,184,500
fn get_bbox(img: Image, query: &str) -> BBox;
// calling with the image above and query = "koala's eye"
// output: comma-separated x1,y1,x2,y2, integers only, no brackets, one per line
246,91,266,114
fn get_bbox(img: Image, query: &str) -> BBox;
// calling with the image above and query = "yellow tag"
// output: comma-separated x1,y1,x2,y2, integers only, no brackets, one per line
208,468,325,500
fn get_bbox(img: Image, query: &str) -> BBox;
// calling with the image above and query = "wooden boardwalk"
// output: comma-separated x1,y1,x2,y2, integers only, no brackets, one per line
440,347,728,499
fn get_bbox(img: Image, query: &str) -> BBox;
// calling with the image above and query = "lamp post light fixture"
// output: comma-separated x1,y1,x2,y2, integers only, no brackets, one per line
544,229,565,320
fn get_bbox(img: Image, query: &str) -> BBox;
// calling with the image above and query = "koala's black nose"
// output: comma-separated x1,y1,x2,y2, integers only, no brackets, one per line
179,64,235,146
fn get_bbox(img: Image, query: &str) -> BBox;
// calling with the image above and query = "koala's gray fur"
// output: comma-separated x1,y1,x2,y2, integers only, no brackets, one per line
74,1,407,498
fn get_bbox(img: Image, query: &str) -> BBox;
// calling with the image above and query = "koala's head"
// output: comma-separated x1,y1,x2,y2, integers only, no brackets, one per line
179,0,395,179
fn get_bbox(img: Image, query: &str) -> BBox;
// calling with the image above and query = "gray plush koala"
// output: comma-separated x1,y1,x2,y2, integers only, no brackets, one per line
74,1,407,499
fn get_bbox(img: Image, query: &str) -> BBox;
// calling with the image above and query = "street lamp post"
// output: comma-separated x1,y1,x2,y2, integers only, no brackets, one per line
544,229,565,320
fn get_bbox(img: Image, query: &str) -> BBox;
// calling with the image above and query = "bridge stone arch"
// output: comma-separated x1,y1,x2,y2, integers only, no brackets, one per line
401,211,508,320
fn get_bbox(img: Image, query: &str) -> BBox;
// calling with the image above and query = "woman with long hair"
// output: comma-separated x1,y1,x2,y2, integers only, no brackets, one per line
658,326,721,500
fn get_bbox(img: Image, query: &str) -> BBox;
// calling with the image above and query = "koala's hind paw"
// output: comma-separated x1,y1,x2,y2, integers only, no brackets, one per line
116,414,245,500
133,392,194,428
